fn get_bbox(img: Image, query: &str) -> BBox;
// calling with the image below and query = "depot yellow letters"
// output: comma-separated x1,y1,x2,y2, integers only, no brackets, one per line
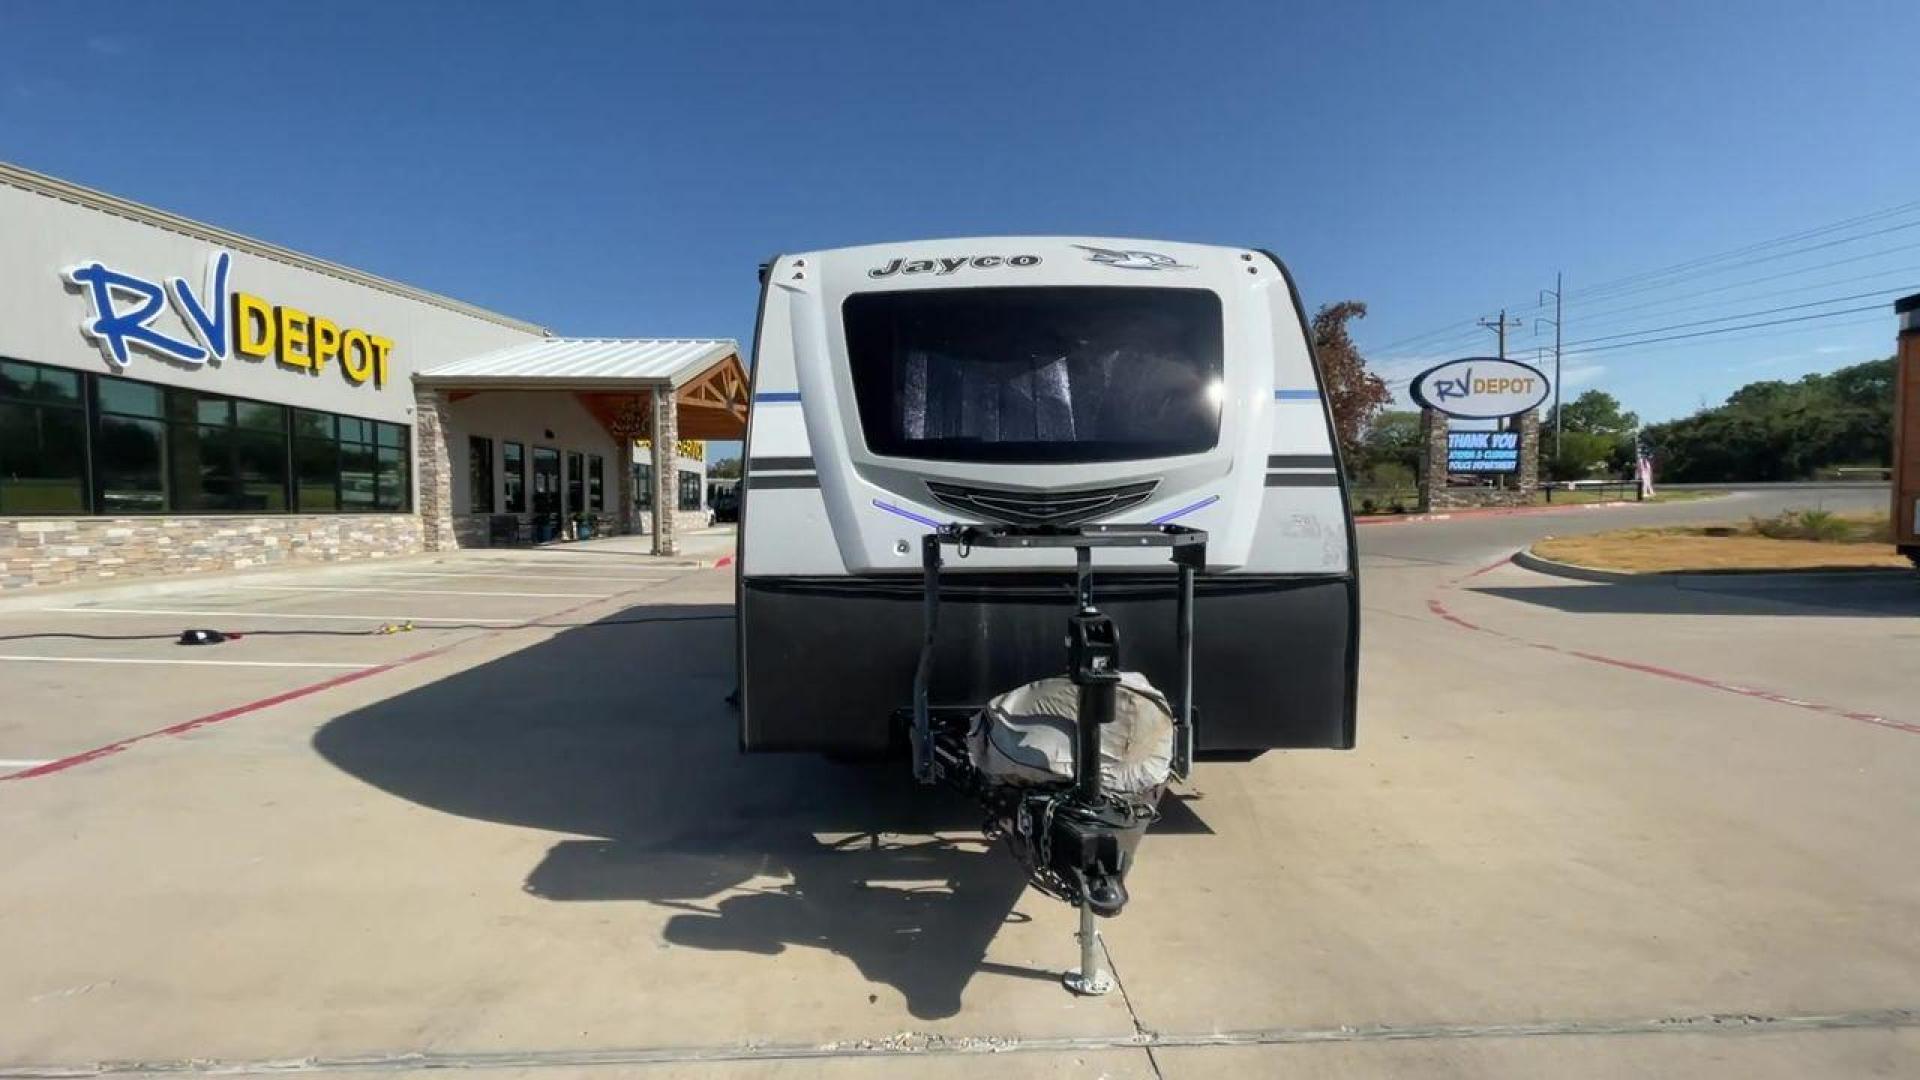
228,291,390,388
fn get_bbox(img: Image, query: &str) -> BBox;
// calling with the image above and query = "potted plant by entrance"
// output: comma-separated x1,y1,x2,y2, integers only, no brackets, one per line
573,512,595,540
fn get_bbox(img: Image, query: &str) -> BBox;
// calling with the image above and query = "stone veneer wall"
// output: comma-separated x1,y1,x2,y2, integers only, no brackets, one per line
0,514,424,591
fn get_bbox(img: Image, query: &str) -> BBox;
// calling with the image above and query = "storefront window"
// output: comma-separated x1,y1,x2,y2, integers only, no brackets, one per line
94,376,166,514
294,410,340,512
677,469,701,512
0,359,87,514
503,442,526,513
566,450,584,515
469,436,494,514
532,447,560,516
587,454,604,511
3,360,404,518
161,389,290,512
633,462,652,510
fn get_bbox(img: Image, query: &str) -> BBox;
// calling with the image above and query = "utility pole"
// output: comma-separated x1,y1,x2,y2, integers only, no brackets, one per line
1536,272,1564,456
1478,308,1522,358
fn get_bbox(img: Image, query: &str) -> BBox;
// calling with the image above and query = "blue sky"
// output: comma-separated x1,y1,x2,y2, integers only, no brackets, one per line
5,0,1917,441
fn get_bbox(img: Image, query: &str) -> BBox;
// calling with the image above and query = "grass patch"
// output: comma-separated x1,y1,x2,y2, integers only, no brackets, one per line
1533,510,1908,573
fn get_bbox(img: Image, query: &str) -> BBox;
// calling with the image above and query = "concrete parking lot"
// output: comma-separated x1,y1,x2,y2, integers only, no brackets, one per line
2,494,1917,1078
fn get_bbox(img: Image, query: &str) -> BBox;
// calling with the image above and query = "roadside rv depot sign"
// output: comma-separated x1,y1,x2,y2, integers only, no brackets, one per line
1409,357,1550,420
63,251,393,388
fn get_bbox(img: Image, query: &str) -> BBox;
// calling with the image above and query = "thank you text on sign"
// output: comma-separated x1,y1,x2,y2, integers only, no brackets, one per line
1447,431,1520,473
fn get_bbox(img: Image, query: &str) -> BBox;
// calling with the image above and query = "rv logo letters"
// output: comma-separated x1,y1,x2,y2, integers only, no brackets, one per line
64,250,393,388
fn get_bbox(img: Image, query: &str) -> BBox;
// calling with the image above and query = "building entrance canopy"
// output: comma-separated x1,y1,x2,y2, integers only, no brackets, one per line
416,338,747,553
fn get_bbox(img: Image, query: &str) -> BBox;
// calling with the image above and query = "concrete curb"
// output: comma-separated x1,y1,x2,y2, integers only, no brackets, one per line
1511,546,1915,589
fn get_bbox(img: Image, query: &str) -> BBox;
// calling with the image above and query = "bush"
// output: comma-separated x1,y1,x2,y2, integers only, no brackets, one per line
1750,507,1854,542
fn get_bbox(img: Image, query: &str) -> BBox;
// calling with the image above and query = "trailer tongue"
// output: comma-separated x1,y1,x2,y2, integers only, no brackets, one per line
901,521,1204,994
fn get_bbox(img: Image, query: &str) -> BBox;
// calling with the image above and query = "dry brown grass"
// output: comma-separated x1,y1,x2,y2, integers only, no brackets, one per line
1534,513,1910,574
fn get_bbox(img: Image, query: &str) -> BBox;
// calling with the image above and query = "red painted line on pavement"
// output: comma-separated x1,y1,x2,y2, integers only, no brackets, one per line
1428,557,1918,737
713,555,734,569
1,575,676,783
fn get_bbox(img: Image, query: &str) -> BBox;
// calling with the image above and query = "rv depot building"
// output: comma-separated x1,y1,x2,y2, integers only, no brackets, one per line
0,163,748,591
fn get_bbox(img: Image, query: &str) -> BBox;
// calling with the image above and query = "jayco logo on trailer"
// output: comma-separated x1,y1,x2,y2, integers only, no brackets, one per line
63,250,393,388
868,253,1042,278
1409,357,1550,420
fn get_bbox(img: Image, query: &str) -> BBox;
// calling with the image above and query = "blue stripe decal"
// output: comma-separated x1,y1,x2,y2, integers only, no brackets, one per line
872,498,944,529
754,391,801,403
1151,494,1218,525
1274,389,1321,401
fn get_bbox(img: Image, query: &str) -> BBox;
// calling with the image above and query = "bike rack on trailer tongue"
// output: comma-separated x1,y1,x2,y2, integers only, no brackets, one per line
904,521,1207,996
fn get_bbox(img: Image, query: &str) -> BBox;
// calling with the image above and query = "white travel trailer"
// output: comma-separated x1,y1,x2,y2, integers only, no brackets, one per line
737,237,1358,759
735,237,1359,988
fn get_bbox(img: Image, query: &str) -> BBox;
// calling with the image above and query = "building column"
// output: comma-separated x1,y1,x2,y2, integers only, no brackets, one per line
1517,408,1542,497
1418,407,1448,513
414,386,456,551
650,385,678,556
616,438,636,536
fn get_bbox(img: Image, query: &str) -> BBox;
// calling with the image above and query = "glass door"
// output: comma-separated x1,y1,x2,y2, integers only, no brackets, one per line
531,446,560,540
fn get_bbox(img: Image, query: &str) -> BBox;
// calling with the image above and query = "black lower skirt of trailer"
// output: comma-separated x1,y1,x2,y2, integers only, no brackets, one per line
738,572,1356,754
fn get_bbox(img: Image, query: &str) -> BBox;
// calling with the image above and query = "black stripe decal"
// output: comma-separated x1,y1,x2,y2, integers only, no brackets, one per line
750,456,815,472
1264,473,1341,488
750,475,820,490
1267,454,1337,468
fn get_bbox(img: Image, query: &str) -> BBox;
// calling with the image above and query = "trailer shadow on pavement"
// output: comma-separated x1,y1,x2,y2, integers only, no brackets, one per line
312,597,1208,1020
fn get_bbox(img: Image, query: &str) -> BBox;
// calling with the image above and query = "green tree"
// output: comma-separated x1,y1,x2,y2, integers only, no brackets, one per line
709,456,741,479
1359,410,1421,473
1641,356,1895,482
1547,390,1639,435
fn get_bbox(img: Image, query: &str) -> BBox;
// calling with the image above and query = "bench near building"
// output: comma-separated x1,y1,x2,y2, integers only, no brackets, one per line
0,162,746,591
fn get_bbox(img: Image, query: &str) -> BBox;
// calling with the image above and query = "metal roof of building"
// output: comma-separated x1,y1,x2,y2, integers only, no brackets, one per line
416,338,741,388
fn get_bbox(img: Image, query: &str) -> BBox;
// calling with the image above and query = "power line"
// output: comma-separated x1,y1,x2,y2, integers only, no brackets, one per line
1564,199,1920,302
1557,217,1920,308
1555,302,1887,358
1511,252,1920,337
1360,197,1920,355
1547,285,1916,349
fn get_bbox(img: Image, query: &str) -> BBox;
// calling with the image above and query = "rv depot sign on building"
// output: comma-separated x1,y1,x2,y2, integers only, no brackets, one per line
64,250,395,388
1409,356,1550,510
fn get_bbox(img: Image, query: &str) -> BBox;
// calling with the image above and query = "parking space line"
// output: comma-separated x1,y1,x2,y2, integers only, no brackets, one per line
0,759,52,769
233,585,610,599
0,655,369,669
366,568,668,576
7,569,661,782
47,607,522,624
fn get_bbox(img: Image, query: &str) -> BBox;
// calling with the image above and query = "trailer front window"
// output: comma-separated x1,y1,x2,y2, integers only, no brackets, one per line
844,286,1223,463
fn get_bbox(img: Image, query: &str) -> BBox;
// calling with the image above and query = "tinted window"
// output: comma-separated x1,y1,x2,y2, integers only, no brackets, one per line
503,442,526,513
843,286,1224,463
0,400,87,514
95,415,166,513
469,436,495,514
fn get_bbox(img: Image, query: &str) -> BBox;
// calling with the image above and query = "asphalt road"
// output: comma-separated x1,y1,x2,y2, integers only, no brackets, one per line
1,493,1916,1078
